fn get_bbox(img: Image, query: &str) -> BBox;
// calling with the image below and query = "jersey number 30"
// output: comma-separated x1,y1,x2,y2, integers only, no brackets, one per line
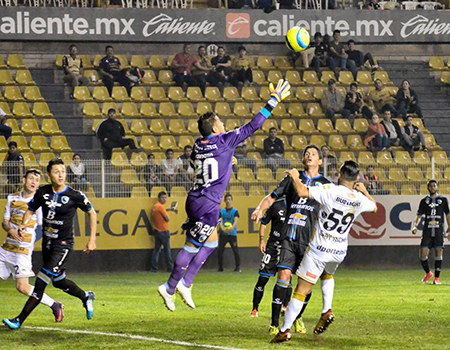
323,209,355,234
194,158,219,185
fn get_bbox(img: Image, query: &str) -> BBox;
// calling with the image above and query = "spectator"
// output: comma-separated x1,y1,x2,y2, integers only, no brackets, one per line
172,44,208,91
364,0,381,9
177,145,194,189
217,193,241,272
321,145,337,175
396,79,424,121
67,153,88,191
5,141,24,193
364,165,381,195
321,79,351,125
96,109,138,160
62,45,89,99
263,128,288,173
234,139,257,173
231,46,253,87
346,40,379,71
161,149,180,194
403,115,427,154
367,79,397,116
279,0,295,8
192,45,216,92
119,68,144,95
0,107,12,141
99,45,122,95
364,113,389,151
380,109,403,147
310,32,337,79
150,191,173,273
329,29,357,80
344,83,365,117
211,46,232,86
143,153,161,195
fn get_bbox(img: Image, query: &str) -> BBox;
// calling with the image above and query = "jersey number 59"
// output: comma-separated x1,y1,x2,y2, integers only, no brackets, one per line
323,209,355,234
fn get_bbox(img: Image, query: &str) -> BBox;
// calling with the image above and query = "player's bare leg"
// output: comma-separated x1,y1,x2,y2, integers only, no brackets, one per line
420,248,433,283
433,248,443,284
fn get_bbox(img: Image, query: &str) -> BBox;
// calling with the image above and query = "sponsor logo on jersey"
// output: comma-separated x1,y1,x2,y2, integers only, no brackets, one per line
306,271,317,279
315,245,346,255
287,213,307,226
350,202,386,239
335,196,361,208
61,196,69,204
320,231,347,243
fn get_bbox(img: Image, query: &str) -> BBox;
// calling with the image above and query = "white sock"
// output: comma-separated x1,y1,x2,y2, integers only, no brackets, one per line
28,286,55,308
321,277,335,313
280,297,304,332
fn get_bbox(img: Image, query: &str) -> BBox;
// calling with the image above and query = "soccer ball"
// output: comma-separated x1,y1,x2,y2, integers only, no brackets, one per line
223,222,233,229
285,26,310,52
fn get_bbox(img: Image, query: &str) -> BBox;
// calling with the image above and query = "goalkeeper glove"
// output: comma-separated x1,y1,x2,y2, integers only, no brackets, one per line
269,79,291,104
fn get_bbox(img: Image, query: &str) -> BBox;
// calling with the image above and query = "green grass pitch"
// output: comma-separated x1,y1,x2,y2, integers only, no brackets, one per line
1,269,449,349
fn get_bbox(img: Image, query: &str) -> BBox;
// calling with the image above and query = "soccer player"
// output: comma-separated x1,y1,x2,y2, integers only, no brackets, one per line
251,197,286,318
271,161,377,343
0,169,63,322
158,80,291,312
412,180,450,285
252,145,331,335
3,158,97,330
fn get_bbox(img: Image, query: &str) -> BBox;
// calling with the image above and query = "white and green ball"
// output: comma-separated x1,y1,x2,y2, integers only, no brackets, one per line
285,26,310,52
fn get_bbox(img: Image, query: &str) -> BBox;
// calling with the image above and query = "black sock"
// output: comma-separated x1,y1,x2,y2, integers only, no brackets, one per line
18,277,47,324
435,259,443,278
253,275,270,310
421,259,430,274
297,291,312,319
283,285,292,307
271,282,288,327
53,278,87,303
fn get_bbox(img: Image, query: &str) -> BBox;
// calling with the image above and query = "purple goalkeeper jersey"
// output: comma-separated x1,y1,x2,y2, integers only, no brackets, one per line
188,108,270,205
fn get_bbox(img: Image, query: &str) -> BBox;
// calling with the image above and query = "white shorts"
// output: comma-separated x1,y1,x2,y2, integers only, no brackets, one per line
0,247,34,280
295,252,340,285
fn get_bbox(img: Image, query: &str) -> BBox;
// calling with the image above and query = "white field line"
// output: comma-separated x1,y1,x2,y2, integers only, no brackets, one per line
25,326,245,350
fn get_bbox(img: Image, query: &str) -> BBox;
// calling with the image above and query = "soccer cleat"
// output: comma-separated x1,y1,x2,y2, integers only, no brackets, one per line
176,281,195,309
268,325,279,335
433,278,442,285
84,291,95,320
293,317,307,334
251,309,259,318
52,302,64,323
158,284,176,312
270,330,292,343
281,306,287,316
421,272,434,284
314,309,335,335
2,317,21,330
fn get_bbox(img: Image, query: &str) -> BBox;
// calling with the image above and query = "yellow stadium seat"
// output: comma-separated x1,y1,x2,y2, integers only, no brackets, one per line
30,136,50,152
149,87,168,102
50,136,71,152
5,119,21,135
285,151,301,166
336,87,347,97
115,55,130,69
21,119,41,135
259,86,270,101
260,119,278,134
140,103,159,118
288,103,307,118
121,102,140,118
445,167,450,180
429,56,446,70
159,102,179,118
91,119,103,133
10,136,29,152
197,102,213,116
388,167,407,183
159,135,179,151
413,151,430,167
356,71,373,86
149,55,167,69
280,119,298,135
111,151,130,168
186,87,205,102
433,151,450,167
339,71,355,86
93,86,112,102
101,102,120,116
408,167,425,182
158,70,175,85
121,169,141,186
247,151,263,165
257,56,275,70
310,135,326,148
83,70,101,85
296,87,315,102
150,186,167,198
376,151,395,167
78,55,93,69
24,87,44,102
187,119,199,135
130,152,148,168
7,54,26,69
248,185,265,197
130,120,150,135
329,135,348,151
299,119,317,135
178,102,196,118
13,102,33,118
426,167,444,181
168,87,187,102
130,55,149,69
419,184,429,195
383,184,398,195
253,135,265,151
214,102,233,118
256,168,274,183
411,118,427,133
225,119,241,131
32,102,53,119
0,54,7,69
306,103,325,118
267,70,283,85
303,71,321,85
73,86,93,102
292,135,308,151
373,168,387,182
131,87,150,102
15,70,35,86
285,71,303,86
313,86,326,101
223,87,242,102
440,184,450,195
401,184,418,195
339,151,356,164
0,102,12,117
205,87,223,102
150,119,169,135
112,87,131,102
93,55,103,68
440,71,450,85
373,71,393,86
229,185,246,197
140,135,159,151
275,57,293,70
171,186,187,197
252,70,267,86
169,120,187,135
346,135,365,151
62,152,76,166
22,152,38,168
141,70,159,86
358,151,375,168
335,119,353,134
424,134,440,150
117,119,132,135
270,103,288,118
394,151,414,167
321,71,336,85
131,186,149,198
39,152,56,169
234,102,252,118
179,135,195,149
4,86,24,102
0,70,15,85
317,119,336,135
238,168,256,183
354,118,369,133
41,119,62,136
251,102,265,116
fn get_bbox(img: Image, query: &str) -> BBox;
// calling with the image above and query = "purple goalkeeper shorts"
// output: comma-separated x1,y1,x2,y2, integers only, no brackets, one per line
183,194,221,247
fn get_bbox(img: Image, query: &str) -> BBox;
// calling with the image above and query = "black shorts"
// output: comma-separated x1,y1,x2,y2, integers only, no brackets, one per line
41,239,73,278
421,230,444,249
277,239,306,272
259,239,282,277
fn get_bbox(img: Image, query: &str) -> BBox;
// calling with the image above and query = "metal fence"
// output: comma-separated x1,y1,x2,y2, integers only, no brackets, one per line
0,155,448,199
